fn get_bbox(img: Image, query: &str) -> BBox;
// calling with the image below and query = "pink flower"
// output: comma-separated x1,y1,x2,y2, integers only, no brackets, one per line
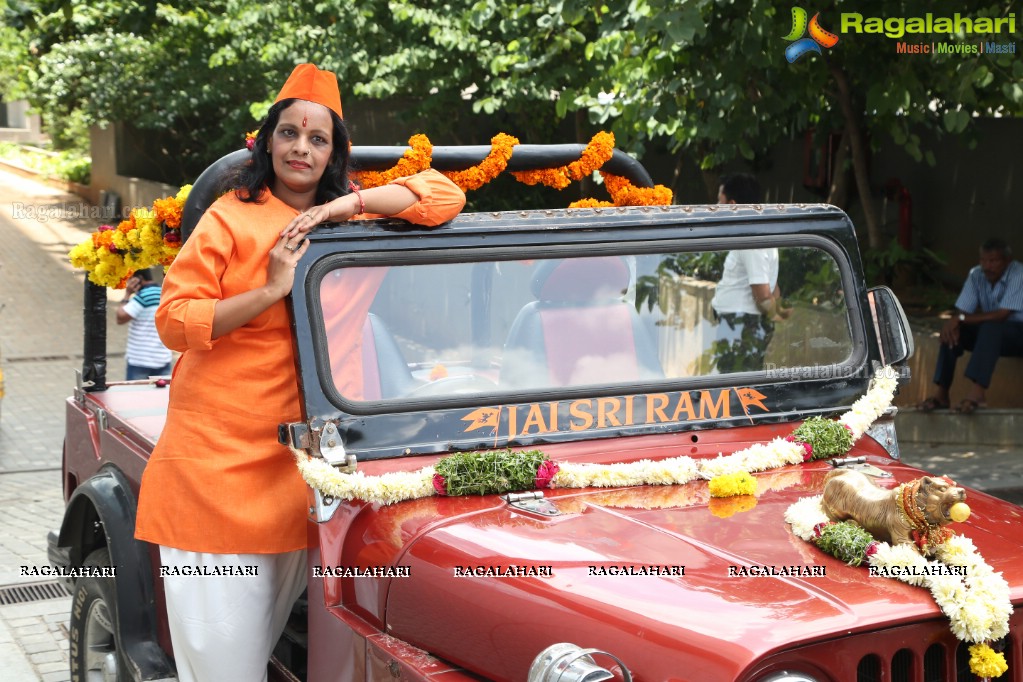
841,423,853,433
245,137,255,151
813,522,831,538
865,542,879,558
534,460,560,489
784,436,813,461
432,474,448,496
164,232,181,244
98,225,114,232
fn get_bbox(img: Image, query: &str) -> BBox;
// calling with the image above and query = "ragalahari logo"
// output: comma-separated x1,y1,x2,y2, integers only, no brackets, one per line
784,7,839,62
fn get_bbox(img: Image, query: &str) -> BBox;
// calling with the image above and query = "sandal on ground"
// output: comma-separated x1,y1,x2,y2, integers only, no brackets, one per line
917,397,950,412
953,398,985,415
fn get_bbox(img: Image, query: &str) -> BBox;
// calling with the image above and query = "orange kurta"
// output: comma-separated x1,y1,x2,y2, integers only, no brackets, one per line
135,170,465,553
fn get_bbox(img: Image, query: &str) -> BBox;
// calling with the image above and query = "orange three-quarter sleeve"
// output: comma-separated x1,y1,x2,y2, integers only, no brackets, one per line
357,169,466,226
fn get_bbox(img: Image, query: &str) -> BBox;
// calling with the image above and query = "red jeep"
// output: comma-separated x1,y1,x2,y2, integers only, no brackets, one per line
52,146,1023,681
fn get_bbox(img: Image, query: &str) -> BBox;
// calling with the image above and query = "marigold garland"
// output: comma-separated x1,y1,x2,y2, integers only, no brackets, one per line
69,125,674,288
602,172,674,206
440,133,520,191
567,197,615,209
69,185,192,288
352,133,433,188
511,131,615,190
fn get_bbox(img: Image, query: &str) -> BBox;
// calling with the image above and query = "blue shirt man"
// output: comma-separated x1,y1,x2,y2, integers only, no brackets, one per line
921,238,1023,413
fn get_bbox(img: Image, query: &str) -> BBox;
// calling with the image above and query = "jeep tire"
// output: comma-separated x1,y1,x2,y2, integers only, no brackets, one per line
69,548,129,682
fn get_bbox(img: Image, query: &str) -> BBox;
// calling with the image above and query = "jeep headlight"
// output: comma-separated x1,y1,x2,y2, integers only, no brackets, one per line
758,672,821,682
528,643,632,682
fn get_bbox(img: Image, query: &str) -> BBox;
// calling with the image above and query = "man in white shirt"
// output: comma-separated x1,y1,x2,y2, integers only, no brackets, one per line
709,174,788,372
116,268,173,380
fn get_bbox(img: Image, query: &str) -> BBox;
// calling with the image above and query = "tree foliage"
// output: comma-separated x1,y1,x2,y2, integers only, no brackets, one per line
2,0,1020,233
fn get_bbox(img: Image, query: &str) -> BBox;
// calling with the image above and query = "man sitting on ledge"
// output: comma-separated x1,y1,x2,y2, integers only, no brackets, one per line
919,238,1023,414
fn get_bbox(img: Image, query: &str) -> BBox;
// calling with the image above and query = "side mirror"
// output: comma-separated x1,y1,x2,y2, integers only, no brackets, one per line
867,286,914,367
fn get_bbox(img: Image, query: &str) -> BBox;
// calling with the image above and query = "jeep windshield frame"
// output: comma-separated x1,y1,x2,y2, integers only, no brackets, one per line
286,204,877,460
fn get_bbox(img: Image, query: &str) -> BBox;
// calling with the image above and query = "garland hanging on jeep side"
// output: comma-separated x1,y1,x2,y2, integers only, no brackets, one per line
295,366,898,506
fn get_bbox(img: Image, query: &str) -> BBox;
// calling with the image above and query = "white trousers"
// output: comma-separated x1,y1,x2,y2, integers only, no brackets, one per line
159,546,308,682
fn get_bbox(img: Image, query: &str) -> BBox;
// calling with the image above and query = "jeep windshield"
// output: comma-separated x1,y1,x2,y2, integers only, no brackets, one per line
281,205,887,459
313,246,853,404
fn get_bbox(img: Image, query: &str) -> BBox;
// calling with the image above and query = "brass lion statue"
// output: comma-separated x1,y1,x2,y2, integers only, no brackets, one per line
821,469,966,555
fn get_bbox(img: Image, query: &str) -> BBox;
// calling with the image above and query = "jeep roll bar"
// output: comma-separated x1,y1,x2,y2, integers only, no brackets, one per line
82,144,656,391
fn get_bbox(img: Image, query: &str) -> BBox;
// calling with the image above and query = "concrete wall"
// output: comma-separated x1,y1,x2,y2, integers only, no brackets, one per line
0,100,46,143
89,124,179,216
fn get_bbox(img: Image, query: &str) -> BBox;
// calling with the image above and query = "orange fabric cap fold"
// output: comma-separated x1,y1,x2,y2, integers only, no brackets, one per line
274,63,343,119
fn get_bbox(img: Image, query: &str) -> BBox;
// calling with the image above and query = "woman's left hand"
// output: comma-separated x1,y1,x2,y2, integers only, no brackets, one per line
281,204,333,242
280,194,361,241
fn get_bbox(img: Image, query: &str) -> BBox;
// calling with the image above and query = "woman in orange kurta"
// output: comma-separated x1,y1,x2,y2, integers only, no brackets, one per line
134,64,465,681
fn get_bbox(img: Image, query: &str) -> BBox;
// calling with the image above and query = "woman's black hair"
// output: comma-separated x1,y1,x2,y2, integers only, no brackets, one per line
225,98,352,206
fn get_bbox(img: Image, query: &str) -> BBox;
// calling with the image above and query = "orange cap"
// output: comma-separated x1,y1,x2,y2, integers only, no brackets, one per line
273,63,343,119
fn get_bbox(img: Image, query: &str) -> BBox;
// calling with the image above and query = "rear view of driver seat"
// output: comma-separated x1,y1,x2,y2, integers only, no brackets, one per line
500,256,663,388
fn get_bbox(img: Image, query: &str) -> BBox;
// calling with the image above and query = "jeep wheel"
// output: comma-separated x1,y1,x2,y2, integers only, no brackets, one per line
69,548,128,682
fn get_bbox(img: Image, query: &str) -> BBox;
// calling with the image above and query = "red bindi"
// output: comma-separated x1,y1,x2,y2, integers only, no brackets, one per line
302,115,308,127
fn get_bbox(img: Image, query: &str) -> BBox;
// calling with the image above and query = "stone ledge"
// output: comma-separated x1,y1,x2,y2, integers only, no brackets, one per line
895,324,1023,410
896,408,1023,446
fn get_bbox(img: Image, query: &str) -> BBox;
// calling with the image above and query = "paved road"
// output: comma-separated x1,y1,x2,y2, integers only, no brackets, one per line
0,168,1020,680
1,169,128,681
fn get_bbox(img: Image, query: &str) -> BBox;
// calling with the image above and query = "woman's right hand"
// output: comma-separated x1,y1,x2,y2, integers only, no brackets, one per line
265,233,310,299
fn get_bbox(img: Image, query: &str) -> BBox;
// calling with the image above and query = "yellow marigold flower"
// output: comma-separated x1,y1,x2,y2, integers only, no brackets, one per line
708,471,757,498
175,184,192,204
968,643,1007,678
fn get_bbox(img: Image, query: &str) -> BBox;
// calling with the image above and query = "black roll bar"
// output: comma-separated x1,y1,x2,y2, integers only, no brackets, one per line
85,144,656,391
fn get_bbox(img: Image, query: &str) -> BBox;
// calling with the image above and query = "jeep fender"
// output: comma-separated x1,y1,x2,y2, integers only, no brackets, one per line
60,464,175,681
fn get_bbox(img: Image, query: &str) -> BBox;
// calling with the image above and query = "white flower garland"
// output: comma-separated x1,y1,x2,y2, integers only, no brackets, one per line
295,452,435,505
295,366,898,505
785,497,1012,648
554,456,700,489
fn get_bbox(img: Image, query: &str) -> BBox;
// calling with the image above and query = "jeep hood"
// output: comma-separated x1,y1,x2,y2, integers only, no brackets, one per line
358,460,1023,681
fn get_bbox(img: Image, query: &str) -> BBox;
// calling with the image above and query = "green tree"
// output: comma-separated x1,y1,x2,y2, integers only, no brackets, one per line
4,0,1021,231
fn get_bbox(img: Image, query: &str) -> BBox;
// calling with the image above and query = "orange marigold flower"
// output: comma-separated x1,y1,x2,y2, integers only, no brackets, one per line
512,131,615,190
441,133,519,191
568,198,615,209
153,196,184,229
354,134,433,188
603,173,673,206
